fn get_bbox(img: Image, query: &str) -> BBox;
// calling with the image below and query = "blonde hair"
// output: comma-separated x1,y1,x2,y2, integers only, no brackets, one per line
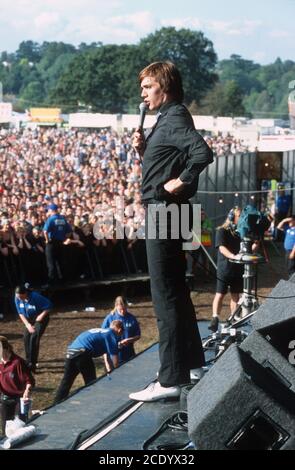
217,207,241,231
111,296,127,314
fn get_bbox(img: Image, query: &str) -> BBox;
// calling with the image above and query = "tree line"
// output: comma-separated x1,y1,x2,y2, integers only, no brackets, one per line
0,27,293,118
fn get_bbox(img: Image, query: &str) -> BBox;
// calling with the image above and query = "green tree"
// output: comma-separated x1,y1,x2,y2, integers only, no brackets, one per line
4,63,23,94
218,54,261,94
243,59,295,118
51,44,143,112
1,51,15,64
16,41,41,63
78,42,102,52
19,81,45,108
199,80,246,116
2,38,295,120
38,42,77,71
42,53,76,96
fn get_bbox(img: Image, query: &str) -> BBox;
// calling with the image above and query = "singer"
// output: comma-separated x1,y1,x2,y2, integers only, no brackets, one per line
129,61,213,402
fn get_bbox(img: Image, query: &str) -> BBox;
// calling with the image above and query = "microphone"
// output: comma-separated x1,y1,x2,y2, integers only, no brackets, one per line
138,102,147,129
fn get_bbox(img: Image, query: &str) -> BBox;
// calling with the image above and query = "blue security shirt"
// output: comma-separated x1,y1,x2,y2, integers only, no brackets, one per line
102,311,140,362
284,226,295,251
276,195,291,214
43,214,71,241
69,328,119,358
15,291,52,321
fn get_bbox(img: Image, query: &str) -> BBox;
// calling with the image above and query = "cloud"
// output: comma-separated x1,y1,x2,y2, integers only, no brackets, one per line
207,19,262,36
59,16,140,44
1,3,155,47
106,11,155,35
160,17,202,30
9,0,122,14
52,11,156,45
0,2,292,64
207,20,232,33
269,30,293,38
250,51,267,62
160,17,262,37
33,12,63,33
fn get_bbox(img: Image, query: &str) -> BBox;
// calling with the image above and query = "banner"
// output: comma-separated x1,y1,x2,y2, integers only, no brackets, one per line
0,102,12,123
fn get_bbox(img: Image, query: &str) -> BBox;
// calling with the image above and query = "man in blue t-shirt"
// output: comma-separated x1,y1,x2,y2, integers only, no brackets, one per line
43,203,72,285
102,296,141,363
276,192,291,221
15,285,52,372
277,215,295,276
54,320,124,403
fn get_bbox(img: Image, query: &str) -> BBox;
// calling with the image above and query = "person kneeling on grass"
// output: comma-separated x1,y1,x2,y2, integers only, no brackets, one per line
0,336,34,437
54,320,123,403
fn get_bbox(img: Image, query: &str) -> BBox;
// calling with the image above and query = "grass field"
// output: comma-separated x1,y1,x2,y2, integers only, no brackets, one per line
0,243,287,413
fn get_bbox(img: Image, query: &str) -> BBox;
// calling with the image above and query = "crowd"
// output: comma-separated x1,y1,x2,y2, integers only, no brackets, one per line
0,128,250,289
0,127,147,287
203,134,249,156
0,117,293,435
0,127,292,293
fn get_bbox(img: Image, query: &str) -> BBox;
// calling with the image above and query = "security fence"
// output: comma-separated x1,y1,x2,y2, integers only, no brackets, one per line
197,152,258,229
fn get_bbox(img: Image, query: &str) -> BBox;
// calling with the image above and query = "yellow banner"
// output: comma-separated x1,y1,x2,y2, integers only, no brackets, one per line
29,108,62,123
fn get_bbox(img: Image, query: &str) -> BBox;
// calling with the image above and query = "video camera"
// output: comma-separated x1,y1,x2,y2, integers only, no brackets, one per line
236,205,270,241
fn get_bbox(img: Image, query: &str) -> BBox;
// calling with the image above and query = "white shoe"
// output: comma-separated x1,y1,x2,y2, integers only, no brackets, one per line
129,382,180,402
190,367,205,381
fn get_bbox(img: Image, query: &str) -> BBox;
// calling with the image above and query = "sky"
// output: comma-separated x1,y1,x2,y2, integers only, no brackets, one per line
1,0,294,64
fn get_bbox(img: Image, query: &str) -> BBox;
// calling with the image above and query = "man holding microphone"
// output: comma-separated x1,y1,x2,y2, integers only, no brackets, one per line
129,61,213,402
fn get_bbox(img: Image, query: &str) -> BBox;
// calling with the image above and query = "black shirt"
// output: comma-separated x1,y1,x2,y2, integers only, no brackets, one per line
141,101,213,203
216,227,243,277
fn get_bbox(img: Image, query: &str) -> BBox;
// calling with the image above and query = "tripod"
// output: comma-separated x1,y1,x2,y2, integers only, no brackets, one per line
202,239,265,364
226,238,265,326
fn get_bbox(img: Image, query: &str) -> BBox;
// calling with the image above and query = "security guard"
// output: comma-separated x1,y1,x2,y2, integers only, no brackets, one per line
15,285,52,372
43,203,72,285
54,320,124,403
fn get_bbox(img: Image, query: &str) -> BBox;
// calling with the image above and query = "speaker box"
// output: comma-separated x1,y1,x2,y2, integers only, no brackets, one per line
250,280,295,361
251,280,295,330
240,330,295,391
188,344,295,450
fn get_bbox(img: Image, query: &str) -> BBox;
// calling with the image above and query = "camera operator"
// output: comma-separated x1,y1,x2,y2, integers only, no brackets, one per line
209,207,259,332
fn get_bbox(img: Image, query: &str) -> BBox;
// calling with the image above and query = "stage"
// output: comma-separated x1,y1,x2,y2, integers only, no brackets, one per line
6,280,295,453
15,321,213,450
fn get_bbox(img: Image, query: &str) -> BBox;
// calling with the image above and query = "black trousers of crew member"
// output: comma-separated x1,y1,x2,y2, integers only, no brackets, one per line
145,203,205,387
54,350,96,403
24,316,50,369
0,395,27,436
45,240,64,283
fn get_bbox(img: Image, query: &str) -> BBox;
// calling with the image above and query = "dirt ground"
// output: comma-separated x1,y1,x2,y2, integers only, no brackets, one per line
0,242,288,412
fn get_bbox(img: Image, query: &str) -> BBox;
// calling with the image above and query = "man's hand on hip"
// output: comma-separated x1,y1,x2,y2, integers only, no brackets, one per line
164,178,185,194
